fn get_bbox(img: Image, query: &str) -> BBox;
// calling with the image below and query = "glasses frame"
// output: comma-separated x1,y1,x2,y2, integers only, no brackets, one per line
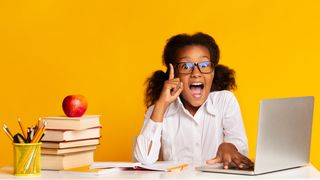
174,61,214,74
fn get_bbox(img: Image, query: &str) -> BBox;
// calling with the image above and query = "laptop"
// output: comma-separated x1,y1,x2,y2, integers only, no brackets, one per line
196,96,314,175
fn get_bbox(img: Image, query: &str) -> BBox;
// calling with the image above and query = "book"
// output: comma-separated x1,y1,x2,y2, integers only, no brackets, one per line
60,165,120,176
41,145,97,155
41,150,94,170
42,115,100,130
41,138,100,149
42,127,101,142
90,161,189,172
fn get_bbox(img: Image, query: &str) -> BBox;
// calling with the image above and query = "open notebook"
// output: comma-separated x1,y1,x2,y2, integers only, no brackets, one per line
90,161,189,172
60,165,121,176
60,161,189,176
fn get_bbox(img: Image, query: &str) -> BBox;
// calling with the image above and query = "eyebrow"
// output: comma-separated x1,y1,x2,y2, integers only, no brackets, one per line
176,55,210,60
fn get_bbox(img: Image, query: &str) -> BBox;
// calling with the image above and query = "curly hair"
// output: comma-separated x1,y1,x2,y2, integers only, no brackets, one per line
145,32,237,107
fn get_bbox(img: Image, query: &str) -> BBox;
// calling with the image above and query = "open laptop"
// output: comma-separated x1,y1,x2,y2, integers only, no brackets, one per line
196,96,314,175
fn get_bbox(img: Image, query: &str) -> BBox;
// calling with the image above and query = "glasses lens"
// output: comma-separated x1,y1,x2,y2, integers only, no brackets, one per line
177,62,194,74
198,62,213,73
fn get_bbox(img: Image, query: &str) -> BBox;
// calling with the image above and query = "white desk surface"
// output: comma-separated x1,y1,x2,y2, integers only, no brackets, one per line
1,163,319,179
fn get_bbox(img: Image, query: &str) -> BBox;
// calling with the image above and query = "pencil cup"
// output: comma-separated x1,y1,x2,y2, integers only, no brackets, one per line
13,143,41,176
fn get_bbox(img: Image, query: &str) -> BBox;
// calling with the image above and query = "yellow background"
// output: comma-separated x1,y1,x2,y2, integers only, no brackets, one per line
0,0,319,170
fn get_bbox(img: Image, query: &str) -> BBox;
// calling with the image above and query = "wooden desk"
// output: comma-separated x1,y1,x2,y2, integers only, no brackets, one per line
1,164,319,179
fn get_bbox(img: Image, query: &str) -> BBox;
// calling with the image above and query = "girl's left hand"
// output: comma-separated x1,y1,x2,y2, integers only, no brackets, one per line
206,143,254,169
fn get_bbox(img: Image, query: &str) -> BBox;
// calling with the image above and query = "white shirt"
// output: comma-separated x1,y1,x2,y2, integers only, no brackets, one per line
134,90,248,165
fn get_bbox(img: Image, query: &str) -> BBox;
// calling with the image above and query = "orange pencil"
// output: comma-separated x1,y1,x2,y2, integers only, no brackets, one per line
31,120,46,143
38,117,42,128
18,117,28,139
31,128,42,143
33,127,45,143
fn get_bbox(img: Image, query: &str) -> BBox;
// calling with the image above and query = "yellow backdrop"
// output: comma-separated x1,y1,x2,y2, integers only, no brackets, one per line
0,0,319,170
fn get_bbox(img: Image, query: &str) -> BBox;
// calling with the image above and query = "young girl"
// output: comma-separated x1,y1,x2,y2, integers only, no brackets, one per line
134,32,253,169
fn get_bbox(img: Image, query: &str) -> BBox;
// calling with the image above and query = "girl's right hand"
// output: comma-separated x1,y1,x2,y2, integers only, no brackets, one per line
158,63,183,107
151,64,183,122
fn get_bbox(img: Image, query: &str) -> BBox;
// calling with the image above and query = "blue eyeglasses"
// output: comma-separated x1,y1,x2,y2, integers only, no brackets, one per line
174,61,214,74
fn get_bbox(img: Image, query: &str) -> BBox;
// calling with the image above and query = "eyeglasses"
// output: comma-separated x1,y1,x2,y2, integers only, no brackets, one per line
174,61,214,74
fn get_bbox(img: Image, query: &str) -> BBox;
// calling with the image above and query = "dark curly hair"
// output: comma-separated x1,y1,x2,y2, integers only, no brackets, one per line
145,32,237,107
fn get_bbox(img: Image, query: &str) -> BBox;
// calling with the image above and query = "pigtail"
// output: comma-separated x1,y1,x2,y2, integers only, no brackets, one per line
145,70,169,107
212,64,237,91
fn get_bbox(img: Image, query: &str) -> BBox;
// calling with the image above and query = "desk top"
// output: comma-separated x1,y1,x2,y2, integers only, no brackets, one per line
1,164,319,179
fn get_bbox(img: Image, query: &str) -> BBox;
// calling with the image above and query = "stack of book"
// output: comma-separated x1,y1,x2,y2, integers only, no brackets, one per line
40,115,101,170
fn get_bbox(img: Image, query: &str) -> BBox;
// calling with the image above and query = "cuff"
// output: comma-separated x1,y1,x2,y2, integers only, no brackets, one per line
141,119,163,140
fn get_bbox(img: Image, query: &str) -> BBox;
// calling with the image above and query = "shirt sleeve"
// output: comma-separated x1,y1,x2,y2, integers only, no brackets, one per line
222,91,249,156
133,105,163,165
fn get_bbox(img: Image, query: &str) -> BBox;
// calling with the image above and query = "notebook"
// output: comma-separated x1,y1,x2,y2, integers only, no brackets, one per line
60,165,121,176
90,161,189,172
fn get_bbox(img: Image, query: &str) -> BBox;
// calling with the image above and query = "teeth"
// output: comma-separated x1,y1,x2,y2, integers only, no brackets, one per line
191,82,203,86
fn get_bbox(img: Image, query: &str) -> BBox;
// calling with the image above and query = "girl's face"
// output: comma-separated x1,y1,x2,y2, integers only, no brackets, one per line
175,45,214,108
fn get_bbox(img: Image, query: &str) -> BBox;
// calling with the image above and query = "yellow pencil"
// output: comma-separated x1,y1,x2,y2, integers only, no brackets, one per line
38,117,42,128
167,164,189,171
31,120,46,143
33,127,45,143
18,117,28,139
31,127,42,143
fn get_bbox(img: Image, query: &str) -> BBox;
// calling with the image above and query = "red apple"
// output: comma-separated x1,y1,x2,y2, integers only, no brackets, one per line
62,95,88,117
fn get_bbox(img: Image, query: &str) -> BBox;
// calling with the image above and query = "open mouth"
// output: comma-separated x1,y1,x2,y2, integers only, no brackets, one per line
189,82,204,98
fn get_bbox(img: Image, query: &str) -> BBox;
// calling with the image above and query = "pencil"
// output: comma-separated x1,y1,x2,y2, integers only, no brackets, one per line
167,164,189,171
18,117,28,139
31,120,46,143
2,124,13,142
38,118,42,128
3,124,14,139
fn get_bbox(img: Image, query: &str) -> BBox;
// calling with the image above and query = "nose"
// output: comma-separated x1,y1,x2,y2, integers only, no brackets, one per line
191,64,202,78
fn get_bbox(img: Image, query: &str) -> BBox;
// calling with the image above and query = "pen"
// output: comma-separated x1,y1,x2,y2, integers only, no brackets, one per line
18,117,28,139
38,133,45,142
167,164,189,171
30,127,35,141
13,133,26,143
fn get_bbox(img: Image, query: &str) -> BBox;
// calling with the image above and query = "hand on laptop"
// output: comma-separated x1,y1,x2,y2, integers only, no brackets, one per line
206,143,254,170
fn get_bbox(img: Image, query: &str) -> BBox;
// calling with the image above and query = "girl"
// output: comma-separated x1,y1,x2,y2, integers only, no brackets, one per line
134,32,253,169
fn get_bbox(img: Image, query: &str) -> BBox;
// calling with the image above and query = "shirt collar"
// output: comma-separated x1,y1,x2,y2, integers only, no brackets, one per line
165,94,217,117
204,96,217,116
165,97,182,117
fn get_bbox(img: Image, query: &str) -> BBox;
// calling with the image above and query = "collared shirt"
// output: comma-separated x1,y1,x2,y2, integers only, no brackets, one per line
134,90,248,165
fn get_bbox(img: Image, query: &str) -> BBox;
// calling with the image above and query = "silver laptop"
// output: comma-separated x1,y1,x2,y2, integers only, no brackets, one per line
196,96,314,175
